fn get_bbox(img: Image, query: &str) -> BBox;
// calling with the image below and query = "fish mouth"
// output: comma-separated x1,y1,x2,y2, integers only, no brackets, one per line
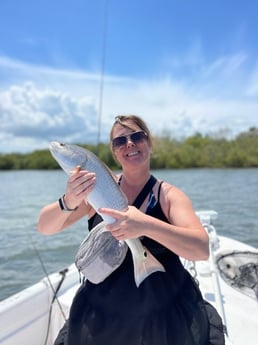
49,141,88,169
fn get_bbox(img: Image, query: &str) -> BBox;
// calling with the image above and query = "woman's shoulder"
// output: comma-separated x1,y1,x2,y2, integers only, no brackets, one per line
156,180,195,225
157,180,192,207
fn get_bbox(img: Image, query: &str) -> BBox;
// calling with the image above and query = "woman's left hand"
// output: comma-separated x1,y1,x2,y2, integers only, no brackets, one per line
98,206,145,240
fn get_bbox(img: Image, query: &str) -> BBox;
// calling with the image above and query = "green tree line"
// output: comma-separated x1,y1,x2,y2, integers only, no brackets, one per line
1,128,258,170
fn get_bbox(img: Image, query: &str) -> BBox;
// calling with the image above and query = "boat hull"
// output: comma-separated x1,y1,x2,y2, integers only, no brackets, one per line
1,211,257,345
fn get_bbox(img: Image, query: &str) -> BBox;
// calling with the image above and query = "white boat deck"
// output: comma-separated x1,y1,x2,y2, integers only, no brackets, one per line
0,210,257,345
194,237,258,344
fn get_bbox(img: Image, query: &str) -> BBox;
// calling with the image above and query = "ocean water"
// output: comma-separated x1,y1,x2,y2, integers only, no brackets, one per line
0,168,258,301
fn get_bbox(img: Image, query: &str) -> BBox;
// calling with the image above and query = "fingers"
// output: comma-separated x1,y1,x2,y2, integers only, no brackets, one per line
71,165,81,174
100,206,144,240
106,222,127,240
98,207,126,219
64,170,96,209
99,208,130,240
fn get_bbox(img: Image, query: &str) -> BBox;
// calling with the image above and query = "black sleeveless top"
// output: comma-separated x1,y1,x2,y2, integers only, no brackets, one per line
65,177,214,345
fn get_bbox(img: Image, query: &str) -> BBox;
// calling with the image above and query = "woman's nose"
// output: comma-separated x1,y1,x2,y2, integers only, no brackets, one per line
126,137,135,147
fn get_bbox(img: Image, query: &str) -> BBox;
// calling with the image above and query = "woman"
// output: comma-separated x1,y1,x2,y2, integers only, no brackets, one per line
38,115,225,344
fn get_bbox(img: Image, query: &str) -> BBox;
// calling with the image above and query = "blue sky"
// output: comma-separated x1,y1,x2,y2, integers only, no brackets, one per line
0,0,258,153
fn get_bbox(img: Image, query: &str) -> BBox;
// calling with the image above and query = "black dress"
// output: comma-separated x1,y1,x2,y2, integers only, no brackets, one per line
55,179,225,345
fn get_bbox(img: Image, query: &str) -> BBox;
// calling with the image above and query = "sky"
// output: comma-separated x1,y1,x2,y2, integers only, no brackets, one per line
0,0,258,153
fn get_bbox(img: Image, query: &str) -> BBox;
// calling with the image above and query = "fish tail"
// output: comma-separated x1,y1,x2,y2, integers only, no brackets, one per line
132,247,165,287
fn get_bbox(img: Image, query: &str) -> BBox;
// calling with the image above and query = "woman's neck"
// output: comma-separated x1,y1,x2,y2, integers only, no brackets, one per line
120,169,151,204
121,169,150,187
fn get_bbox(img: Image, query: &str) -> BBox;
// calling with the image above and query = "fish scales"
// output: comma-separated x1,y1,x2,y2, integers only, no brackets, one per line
49,141,165,287
81,149,128,222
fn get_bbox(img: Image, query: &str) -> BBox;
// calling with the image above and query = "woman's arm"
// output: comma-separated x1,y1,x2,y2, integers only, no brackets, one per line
99,182,209,261
37,169,96,235
141,182,209,260
37,200,90,235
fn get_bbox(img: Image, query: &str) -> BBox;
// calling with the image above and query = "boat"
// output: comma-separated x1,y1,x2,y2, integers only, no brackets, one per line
0,210,257,345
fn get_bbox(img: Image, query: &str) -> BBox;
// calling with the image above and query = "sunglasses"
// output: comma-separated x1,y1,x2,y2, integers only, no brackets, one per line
112,131,148,149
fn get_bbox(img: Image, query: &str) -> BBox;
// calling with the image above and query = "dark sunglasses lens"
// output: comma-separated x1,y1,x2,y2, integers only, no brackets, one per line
131,131,146,142
112,136,127,148
112,131,147,149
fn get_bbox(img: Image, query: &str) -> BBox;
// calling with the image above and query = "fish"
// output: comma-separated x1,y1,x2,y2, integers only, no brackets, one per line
49,141,165,287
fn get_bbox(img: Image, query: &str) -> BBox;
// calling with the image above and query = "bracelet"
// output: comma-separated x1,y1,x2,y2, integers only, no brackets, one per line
58,194,78,212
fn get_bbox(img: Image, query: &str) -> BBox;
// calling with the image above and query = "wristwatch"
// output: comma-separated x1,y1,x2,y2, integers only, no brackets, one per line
58,194,78,212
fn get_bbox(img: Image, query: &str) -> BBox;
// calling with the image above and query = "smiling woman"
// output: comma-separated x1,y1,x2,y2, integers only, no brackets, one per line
38,114,225,345
111,130,148,150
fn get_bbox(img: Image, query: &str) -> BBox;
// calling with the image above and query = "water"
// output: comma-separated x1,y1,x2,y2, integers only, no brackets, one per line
0,169,258,301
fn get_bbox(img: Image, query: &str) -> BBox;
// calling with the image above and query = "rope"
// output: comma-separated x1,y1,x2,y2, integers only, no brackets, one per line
29,235,68,345
217,250,258,300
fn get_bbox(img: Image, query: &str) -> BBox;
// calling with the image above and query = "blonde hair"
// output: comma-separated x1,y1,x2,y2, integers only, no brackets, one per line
110,115,152,152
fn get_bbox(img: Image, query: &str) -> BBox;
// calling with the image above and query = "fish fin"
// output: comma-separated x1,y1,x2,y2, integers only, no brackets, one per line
132,247,165,287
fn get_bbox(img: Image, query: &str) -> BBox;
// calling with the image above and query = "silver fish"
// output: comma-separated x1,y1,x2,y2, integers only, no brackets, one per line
49,141,165,287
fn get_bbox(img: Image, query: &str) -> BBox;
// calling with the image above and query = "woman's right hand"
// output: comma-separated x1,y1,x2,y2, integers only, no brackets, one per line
63,167,96,209
38,168,96,235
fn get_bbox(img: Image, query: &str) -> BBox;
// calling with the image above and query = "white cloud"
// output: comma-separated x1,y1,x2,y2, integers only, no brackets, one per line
0,82,98,152
201,53,247,79
0,54,258,153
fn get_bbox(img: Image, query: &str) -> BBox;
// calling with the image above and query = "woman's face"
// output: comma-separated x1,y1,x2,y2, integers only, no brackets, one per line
111,121,151,170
